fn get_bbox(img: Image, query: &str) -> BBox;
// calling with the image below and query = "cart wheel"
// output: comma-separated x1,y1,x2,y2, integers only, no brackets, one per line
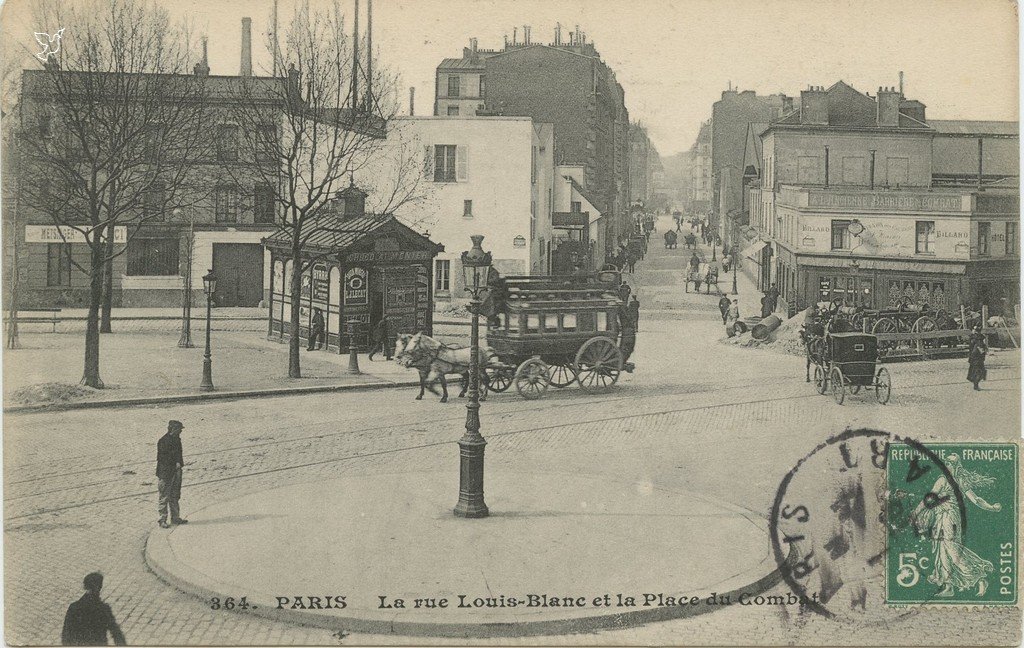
875,367,892,404
912,316,938,356
830,366,846,405
872,317,898,356
513,358,550,400
549,362,578,388
813,363,828,394
574,336,623,393
484,366,513,393
850,311,865,332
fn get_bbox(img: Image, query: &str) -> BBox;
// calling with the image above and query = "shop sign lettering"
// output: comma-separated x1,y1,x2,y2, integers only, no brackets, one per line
344,267,368,306
347,250,433,262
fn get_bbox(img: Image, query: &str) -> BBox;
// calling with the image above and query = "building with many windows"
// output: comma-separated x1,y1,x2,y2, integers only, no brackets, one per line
433,30,632,254
371,115,555,300
746,81,1019,315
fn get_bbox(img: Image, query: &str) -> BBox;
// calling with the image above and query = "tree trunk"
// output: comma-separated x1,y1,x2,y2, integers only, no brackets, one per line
288,245,302,378
100,231,114,333
81,242,105,388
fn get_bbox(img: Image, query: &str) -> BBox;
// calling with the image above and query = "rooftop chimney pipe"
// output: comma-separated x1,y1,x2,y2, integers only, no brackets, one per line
409,87,415,116
241,17,252,76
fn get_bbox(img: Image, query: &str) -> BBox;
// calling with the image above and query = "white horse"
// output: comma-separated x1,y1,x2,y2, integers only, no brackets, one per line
394,332,497,402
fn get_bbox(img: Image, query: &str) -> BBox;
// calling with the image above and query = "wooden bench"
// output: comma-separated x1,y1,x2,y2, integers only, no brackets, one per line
10,308,62,332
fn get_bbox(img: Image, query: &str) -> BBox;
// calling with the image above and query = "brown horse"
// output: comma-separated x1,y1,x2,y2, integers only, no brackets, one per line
394,333,497,403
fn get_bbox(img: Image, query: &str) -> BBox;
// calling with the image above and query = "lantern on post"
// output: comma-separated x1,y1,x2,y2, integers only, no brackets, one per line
199,269,217,391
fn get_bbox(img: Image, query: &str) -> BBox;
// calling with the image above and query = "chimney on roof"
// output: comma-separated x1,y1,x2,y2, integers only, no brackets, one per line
877,86,900,127
512,26,517,45
470,37,478,54
241,17,253,77
193,37,210,76
800,86,828,125
555,22,562,45
409,87,415,116
336,179,368,220
899,71,904,95
524,25,531,45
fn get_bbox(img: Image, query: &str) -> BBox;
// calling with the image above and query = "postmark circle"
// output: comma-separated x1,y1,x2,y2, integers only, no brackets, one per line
769,428,966,622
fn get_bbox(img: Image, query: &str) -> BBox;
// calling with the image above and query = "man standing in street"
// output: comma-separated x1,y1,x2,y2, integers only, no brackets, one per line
306,307,325,351
628,295,641,333
765,282,780,313
719,295,731,325
368,316,392,361
157,420,186,528
61,572,126,646
726,299,741,336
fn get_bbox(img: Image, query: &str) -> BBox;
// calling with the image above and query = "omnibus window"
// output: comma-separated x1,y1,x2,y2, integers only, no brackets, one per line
577,312,596,331
597,311,608,331
543,314,558,332
562,313,577,332
526,314,540,333
508,314,520,333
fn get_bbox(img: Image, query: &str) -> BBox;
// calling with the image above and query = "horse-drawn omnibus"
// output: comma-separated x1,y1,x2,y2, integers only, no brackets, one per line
483,271,633,399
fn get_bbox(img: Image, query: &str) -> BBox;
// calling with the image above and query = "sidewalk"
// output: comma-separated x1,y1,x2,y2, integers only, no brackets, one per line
3,330,429,412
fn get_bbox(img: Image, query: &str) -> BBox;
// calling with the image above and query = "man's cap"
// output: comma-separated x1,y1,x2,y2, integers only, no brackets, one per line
168,420,184,430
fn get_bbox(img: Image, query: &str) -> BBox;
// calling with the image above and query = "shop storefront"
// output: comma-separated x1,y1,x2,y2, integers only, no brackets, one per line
263,186,443,352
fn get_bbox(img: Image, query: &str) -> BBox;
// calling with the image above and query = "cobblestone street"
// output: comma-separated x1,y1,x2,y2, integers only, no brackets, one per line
4,221,1020,645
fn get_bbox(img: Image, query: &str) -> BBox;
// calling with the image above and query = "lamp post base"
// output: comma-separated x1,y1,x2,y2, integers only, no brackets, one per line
200,357,214,391
454,434,488,518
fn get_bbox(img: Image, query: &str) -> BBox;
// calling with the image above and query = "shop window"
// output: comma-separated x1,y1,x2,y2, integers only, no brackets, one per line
831,220,851,250
433,145,456,182
447,106,460,116
562,313,577,332
915,221,935,254
254,183,276,224
1007,222,1018,256
434,259,450,291
127,238,179,276
46,243,72,286
978,222,991,256
215,185,239,223
447,75,460,98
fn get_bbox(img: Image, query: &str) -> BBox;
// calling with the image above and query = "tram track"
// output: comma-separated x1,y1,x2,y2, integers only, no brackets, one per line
5,373,1016,520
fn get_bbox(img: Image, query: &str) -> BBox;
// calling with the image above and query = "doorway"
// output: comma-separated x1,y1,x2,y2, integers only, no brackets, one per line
212,243,264,307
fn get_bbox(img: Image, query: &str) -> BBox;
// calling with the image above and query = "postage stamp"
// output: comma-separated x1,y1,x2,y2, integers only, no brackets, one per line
886,442,1018,605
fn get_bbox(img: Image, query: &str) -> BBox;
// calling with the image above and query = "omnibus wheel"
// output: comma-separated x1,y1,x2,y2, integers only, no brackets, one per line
548,361,578,388
513,358,550,400
575,336,623,393
813,363,828,394
484,366,513,393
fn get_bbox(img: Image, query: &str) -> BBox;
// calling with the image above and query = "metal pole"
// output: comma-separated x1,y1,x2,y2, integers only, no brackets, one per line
200,292,214,391
347,319,361,374
454,287,488,518
178,215,194,348
732,250,738,295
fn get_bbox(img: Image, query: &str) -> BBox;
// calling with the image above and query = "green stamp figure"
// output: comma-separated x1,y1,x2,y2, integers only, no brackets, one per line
887,442,1018,605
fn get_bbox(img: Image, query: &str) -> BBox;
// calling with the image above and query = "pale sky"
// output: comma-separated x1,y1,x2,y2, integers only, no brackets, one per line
2,0,1019,156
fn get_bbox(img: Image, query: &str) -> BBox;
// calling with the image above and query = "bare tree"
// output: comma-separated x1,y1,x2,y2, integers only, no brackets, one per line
17,0,210,387
228,0,423,378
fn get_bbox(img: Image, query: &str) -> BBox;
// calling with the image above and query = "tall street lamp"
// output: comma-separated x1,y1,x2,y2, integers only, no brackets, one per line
200,269,217,392
455,235,492,518
731,244,739,295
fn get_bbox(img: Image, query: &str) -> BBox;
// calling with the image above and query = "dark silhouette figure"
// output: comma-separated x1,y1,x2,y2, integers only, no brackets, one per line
307,308,325,351
61,573,126,646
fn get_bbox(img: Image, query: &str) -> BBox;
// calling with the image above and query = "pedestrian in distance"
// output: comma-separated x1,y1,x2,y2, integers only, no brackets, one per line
967,324,988,391
766,282,780,312
719,295,731,325
726,299,741,337
368,316,392,361
306,307,325,351
61,572,126,646
157,420,187,528
627,251,637,274
760,294,772,319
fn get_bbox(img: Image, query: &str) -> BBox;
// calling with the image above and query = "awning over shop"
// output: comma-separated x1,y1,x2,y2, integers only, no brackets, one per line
741,240,768,260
